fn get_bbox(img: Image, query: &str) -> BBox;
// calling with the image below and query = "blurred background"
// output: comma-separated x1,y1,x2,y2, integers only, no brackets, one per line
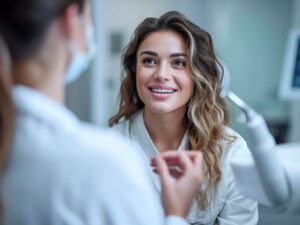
66,0,300,224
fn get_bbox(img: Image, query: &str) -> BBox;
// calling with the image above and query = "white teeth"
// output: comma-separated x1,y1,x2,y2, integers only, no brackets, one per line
151,88,175,93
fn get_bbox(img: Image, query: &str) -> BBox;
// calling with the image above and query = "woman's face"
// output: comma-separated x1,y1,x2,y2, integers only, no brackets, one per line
136,31,193,115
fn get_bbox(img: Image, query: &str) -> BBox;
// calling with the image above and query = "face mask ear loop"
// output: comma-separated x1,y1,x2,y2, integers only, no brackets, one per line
67,39,79,57
64,24,98,84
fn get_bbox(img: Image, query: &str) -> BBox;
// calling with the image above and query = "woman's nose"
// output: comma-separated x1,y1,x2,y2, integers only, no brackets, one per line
153,61,172,81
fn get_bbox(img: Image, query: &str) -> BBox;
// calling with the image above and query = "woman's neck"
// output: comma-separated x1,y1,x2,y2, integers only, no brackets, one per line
143,107,187,153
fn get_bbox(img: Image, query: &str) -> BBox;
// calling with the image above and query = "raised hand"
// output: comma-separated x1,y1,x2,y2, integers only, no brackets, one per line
151,151,203,219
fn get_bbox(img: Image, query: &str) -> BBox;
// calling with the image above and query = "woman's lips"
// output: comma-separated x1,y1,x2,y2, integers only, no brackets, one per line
148,87,177,99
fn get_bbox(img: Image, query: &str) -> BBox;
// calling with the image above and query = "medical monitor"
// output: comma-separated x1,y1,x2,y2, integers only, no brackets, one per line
280,29,300,101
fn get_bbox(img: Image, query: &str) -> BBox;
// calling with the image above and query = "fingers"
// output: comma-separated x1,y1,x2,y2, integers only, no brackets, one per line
152,155,171,188
151,151,200,169
151,151,203,183
152,151,204,219
153,167,183,179
177,152,192,173
151,151,200,165
168,168,183,179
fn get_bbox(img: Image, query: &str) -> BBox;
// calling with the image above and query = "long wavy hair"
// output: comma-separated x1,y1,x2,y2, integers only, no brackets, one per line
109,11,234,208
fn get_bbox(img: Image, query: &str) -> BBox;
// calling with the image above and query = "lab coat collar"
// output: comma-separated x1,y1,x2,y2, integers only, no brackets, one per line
131,109,188,193
132,109,188,161
12,85,79,129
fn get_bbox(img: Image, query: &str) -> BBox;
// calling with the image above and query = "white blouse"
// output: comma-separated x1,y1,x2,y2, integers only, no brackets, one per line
111,109,258,225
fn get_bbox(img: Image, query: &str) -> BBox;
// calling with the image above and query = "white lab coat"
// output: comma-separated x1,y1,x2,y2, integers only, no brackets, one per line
111,110,259,225
1,85,189,225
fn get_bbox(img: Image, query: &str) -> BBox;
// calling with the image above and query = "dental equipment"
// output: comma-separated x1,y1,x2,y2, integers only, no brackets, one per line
219,60,300,214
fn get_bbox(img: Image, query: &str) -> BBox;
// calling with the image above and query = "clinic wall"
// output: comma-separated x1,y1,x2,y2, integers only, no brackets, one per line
90,0,110,126
204,0,292,140
66,70,91,122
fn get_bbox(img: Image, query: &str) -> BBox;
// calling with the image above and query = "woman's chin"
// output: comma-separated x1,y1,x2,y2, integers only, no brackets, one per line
145,105,168,114
145,103,178,115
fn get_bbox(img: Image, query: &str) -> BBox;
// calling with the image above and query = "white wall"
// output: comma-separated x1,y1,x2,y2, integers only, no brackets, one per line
205,0,292,140
90,0,110,126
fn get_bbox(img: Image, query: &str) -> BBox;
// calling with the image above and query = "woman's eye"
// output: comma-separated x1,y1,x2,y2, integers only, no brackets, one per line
173,59,186,67
142,58,156,65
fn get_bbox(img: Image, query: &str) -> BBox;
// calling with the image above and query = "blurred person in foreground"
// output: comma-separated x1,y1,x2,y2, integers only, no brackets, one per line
0,1,203,224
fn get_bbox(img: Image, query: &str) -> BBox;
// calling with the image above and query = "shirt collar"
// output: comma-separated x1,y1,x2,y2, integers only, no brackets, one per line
132,109,188,161
12,85,79,129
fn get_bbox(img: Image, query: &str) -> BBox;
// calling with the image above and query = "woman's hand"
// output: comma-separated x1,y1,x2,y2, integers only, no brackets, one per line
151,151,203,219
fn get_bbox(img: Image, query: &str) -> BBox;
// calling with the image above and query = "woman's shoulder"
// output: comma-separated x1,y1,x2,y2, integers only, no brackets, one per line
109,118,131,135
109,110,143,136
220,126,251,164
223,126,246,146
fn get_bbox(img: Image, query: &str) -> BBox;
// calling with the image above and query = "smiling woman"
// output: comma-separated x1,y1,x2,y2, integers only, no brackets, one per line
136,31,193,114
109,11,258,225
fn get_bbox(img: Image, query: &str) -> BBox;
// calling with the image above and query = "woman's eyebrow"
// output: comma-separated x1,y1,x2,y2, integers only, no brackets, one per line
140,51,157,56
139,51,186,57
170,53,186,57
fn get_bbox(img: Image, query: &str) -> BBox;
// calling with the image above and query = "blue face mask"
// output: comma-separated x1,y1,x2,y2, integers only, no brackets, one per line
65,25,97,84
